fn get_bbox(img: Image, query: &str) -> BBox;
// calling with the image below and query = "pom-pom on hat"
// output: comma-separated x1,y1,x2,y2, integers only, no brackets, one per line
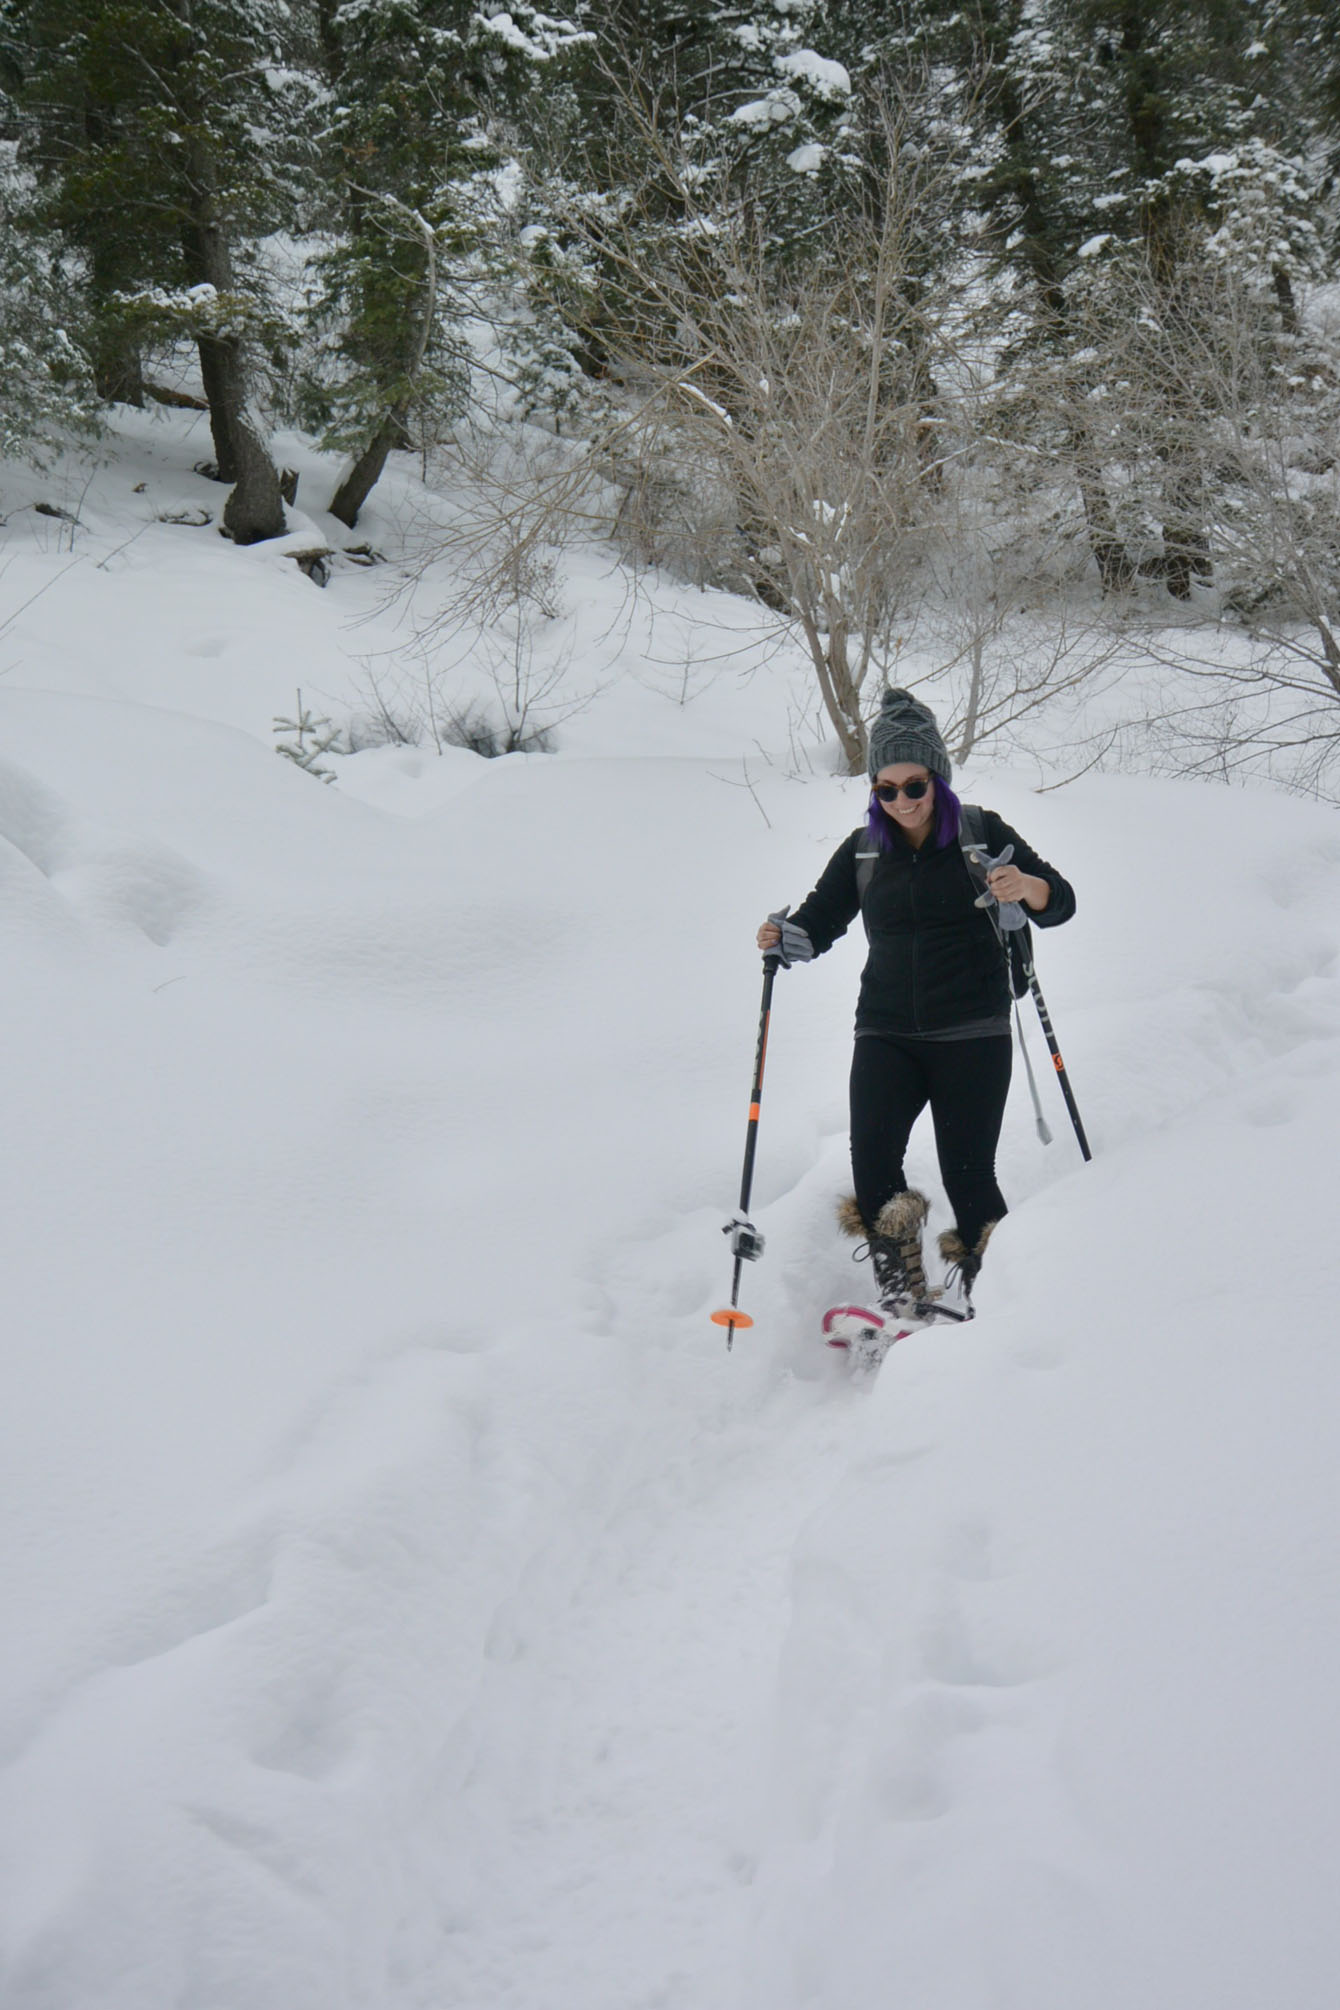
866,686,952,782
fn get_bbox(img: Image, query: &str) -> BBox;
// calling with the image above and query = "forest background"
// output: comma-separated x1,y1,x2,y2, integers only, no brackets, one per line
4,0,1340,790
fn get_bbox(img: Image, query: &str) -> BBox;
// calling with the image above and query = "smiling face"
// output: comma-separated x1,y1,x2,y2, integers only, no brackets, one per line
874,763,936,845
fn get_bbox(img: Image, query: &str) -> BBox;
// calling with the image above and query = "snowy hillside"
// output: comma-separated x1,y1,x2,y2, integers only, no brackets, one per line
2,414,1340,2010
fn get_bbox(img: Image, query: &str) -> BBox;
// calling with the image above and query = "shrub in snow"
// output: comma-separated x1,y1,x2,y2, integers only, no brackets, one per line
345,702,424,753
440,701,554,758
273,694,347,783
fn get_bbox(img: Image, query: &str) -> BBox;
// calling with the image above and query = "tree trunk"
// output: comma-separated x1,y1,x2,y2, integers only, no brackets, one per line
183,138,285,542
1159,458,1212,598
326,198,439,524
196,335,240,480
192,324,284,542
329,410,405,528
959,635,985,760
899,279,942,491
221,409,287,545
1273,268,1300,338
1074,441,1136,593
93,322,145,407
792,596,866,773
976,86,1137,597
89,243,145,406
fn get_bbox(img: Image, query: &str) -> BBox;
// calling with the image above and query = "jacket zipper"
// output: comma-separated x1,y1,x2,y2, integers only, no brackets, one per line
910,845,922,1029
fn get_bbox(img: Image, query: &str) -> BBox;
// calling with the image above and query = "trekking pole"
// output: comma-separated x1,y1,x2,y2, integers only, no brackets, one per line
711,946,782,1349
966,842,1092,1166
1020,948,1092,1163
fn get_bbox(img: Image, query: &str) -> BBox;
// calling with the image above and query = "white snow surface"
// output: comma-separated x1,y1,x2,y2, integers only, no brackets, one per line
2,413,1340,2009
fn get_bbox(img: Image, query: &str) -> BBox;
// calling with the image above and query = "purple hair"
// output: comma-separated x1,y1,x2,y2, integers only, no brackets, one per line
865,776,962,853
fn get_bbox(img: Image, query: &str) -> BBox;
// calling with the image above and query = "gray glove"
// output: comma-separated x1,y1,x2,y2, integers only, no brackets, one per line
971,845,1027,932
767,906,814,967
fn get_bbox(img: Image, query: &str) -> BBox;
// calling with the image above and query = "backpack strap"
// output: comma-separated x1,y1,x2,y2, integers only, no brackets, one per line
854,828,880,910
957,802,989,886
959,802,1033,1000
855,806,991,931
856,807,1028,984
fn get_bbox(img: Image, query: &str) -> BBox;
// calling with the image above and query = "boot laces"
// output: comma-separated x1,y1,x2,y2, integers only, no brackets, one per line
936,1251,975,1318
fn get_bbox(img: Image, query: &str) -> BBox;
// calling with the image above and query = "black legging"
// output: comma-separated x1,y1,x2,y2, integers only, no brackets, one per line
849,1032,1012,1253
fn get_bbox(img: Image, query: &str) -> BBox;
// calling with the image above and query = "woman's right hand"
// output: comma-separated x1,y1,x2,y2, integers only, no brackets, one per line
756,912,813,965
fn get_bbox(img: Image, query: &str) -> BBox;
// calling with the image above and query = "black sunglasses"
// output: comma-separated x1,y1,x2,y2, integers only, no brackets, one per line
873,777,932,802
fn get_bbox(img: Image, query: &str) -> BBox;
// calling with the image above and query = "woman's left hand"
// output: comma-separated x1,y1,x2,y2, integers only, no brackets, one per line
987,864,1050,912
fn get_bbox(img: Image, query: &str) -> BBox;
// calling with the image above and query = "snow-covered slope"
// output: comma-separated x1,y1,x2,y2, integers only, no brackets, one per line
2,416,1339,2009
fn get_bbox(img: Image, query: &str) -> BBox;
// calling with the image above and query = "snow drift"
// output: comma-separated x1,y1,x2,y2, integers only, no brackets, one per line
2,415,1339,2010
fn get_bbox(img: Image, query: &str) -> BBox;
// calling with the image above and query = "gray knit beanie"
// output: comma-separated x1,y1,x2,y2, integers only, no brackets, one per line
866,686,952,782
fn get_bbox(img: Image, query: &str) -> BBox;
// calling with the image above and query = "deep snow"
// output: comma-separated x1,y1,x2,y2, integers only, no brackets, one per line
2,411,1339,2010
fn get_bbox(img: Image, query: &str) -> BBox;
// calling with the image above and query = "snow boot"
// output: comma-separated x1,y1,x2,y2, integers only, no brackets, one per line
838,1189,930,1315
936,1221,998,1321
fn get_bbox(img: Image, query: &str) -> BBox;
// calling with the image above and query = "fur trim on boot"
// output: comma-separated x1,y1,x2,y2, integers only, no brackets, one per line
938,1220,997,1287
837,1189,930,1240
836,1194,867,1239
872,1190,929,1242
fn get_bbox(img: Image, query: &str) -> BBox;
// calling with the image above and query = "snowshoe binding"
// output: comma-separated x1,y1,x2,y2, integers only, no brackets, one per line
822,1302,914,1372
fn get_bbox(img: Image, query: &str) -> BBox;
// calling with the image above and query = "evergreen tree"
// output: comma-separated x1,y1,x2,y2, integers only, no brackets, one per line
1063,0,1326,591
308,1,583,525
0,118,98,472
512,0,860,409
10,0,321,542
839,0,1329,594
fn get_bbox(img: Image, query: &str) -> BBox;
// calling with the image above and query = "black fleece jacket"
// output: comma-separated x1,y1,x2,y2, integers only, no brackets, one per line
790,811,1076,1037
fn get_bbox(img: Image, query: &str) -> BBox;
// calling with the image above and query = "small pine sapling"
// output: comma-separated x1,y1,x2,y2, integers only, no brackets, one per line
273,690,346,783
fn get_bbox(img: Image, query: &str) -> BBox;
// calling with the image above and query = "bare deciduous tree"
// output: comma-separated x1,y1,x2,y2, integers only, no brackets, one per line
526,85,973,772
915,480,1121,760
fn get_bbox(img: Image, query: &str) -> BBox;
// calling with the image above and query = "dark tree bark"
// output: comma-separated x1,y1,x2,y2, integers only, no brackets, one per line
196,334,240,480
1159,458,1213,598
196,325,285,543
1075,450,1137,593
329,409,405,528
1273,267,1300,337
220,409,287,544
182,147,285,544
93,324,145,406
88,242,145,405
324,209,437,525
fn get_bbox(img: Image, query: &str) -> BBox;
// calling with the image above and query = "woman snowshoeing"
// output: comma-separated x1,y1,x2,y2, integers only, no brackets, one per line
757,687,1076,1319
